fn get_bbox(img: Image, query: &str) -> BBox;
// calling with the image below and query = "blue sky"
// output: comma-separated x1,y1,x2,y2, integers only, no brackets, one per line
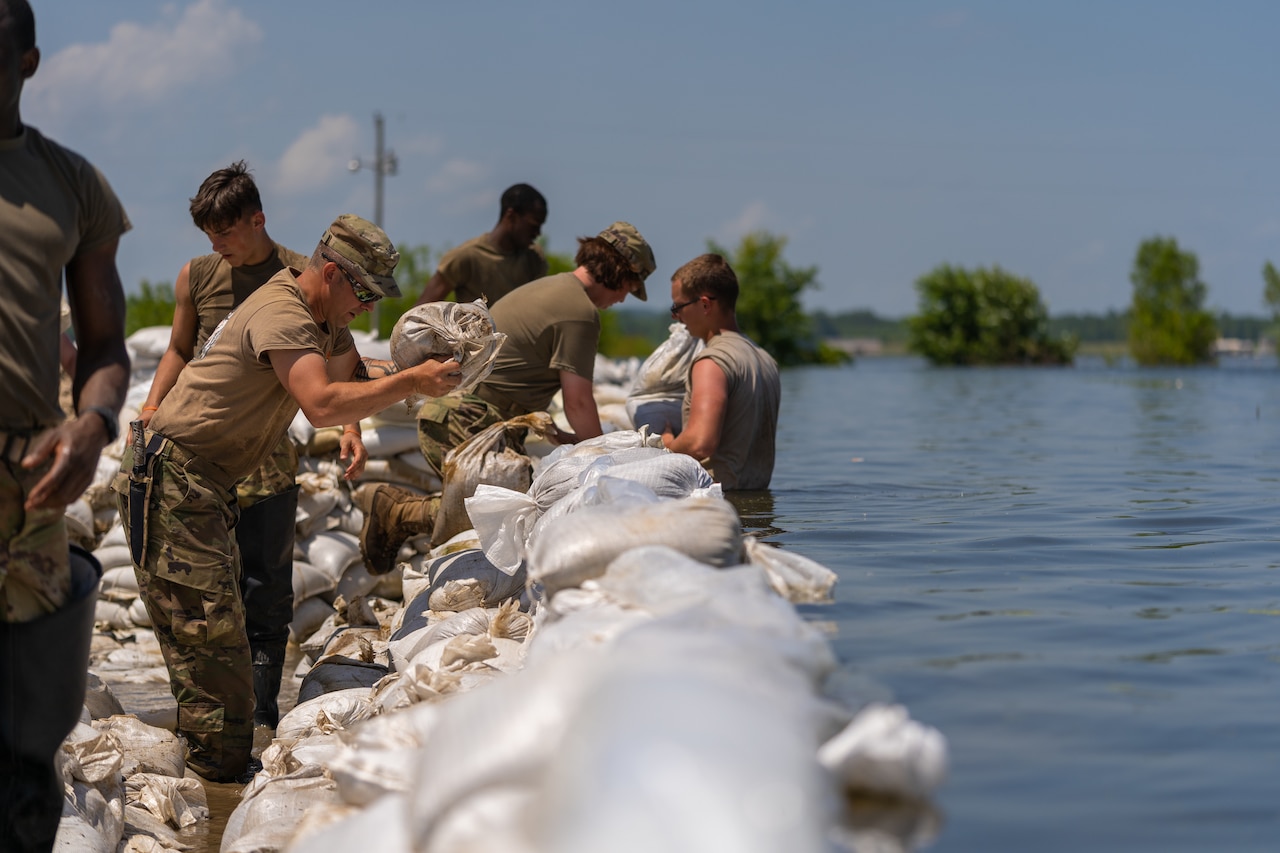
27,0,1280,317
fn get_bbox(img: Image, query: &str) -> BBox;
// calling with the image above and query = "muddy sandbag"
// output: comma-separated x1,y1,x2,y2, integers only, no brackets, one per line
529,496,744,596
390,299,506,395
92,715,186,779
84,672,126,720
433,412,555,547
426,548,527,610
221,771,343,853
124,773,208,830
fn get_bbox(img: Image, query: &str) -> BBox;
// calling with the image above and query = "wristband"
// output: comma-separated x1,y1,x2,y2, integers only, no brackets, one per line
343,428,361,436
142,406,159,412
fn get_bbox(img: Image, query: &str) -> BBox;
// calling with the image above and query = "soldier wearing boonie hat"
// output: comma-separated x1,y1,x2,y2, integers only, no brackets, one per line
114,213,461,783
319,213,402,298
596,220,655,301
359,220,658,576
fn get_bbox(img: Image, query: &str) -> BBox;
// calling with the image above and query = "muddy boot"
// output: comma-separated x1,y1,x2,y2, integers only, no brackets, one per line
251,653,285,729
359,485,438,576
0,547,101,852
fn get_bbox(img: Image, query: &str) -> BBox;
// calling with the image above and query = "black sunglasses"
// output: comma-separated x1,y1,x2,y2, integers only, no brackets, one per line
322,252,381,303
670,297,699,317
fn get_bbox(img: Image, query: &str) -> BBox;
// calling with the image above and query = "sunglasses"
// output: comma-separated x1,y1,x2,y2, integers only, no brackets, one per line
323,252,381,303
670,297,699,318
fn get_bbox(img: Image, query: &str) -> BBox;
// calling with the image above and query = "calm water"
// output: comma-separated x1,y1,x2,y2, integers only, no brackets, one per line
754,357,1280,851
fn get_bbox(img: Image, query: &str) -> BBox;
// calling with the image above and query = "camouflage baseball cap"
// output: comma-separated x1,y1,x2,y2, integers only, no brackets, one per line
320,214,401,298
598,221,655,301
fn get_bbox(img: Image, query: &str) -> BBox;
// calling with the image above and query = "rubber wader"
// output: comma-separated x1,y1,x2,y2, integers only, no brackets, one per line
0,547,102,852
236,484,299,728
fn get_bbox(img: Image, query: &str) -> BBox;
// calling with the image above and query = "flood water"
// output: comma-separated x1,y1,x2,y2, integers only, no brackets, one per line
760,357,1280,851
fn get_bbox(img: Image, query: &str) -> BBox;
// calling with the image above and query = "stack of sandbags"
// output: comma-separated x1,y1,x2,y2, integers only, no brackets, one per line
55,681,208,852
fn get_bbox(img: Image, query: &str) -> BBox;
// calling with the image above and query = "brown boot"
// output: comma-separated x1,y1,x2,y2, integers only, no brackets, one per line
359,485,439,575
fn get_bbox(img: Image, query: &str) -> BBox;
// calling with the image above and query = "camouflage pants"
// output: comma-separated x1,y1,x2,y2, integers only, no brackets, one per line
416,393,508,481
113,438,253,782
0,442,72,622
235,435,298,508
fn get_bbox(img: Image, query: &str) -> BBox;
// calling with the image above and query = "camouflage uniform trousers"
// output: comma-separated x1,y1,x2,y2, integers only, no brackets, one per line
416,393,511,482
233,436,298,666
113,437,253,782
0,438,72,622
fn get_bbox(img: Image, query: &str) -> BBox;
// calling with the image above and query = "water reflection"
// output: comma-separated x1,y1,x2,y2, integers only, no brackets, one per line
726,489,786,540
830,793,944,853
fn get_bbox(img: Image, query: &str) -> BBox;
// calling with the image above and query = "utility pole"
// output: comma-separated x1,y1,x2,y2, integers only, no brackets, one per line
348,111,398,337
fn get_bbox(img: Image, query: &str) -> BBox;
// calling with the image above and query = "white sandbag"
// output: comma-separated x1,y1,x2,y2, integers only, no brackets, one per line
99,565,139,601
66,498,97,548
528,496,744,596
356,425,421,458
123,773,208,829
596,402,633,432
334,560,379,602
94,600,133,632
83,673,125,720
743,536,838,604
124,326,171,366
390,299,506,395
328,740,422,807
427,548,527,609
466,484,538,573
53,814,116,853
289,595,336,645
94,546,135,573
298,530,362,583
92,715,186,779
221,772,343,853
817,702,949,799
275,687,375,742
98,521,128,548
286,791,412,853
289,408,316,449
292,561,337,602
128,598,152,628
525,624,832,853
629,322,703,397
387,606,491,672
433,412,554,547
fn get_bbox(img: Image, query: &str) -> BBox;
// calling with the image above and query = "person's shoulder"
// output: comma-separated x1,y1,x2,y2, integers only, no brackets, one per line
188,251,227,279
276,243,309,270
442,234,490,260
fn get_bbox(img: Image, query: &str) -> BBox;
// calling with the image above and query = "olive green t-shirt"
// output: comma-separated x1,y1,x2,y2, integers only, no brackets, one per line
437,234,547,306
150,269,353,489
475,273,599,415
681,331,781,490
187,243,309,351
0,126,131,430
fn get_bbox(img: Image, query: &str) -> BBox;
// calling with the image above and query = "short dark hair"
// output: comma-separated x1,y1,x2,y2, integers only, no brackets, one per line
189,161,263,232
673,253,739,310
0,0,35,52
575,235,641,294
500,183,546,217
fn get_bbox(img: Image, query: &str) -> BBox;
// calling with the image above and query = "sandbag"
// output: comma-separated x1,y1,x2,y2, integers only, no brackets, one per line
433,412,555,547
529,496,744,595
390,300,506,395
276,688,376,742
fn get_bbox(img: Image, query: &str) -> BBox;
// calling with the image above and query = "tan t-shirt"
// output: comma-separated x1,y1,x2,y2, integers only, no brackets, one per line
681,331,781,490
437,234,547,306
476,273,599,415
187,243,309,351
150,269,353,489
0,126,130,430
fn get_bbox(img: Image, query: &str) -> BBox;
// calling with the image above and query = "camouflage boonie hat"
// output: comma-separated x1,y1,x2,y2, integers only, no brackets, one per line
320,214,401,298
598,221,655,301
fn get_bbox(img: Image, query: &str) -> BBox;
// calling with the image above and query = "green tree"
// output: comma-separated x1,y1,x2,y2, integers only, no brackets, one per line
707,231,847,366
1262,261,1280,341
907,264,1075,365
1127,236,1217,365
125,279,177,336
